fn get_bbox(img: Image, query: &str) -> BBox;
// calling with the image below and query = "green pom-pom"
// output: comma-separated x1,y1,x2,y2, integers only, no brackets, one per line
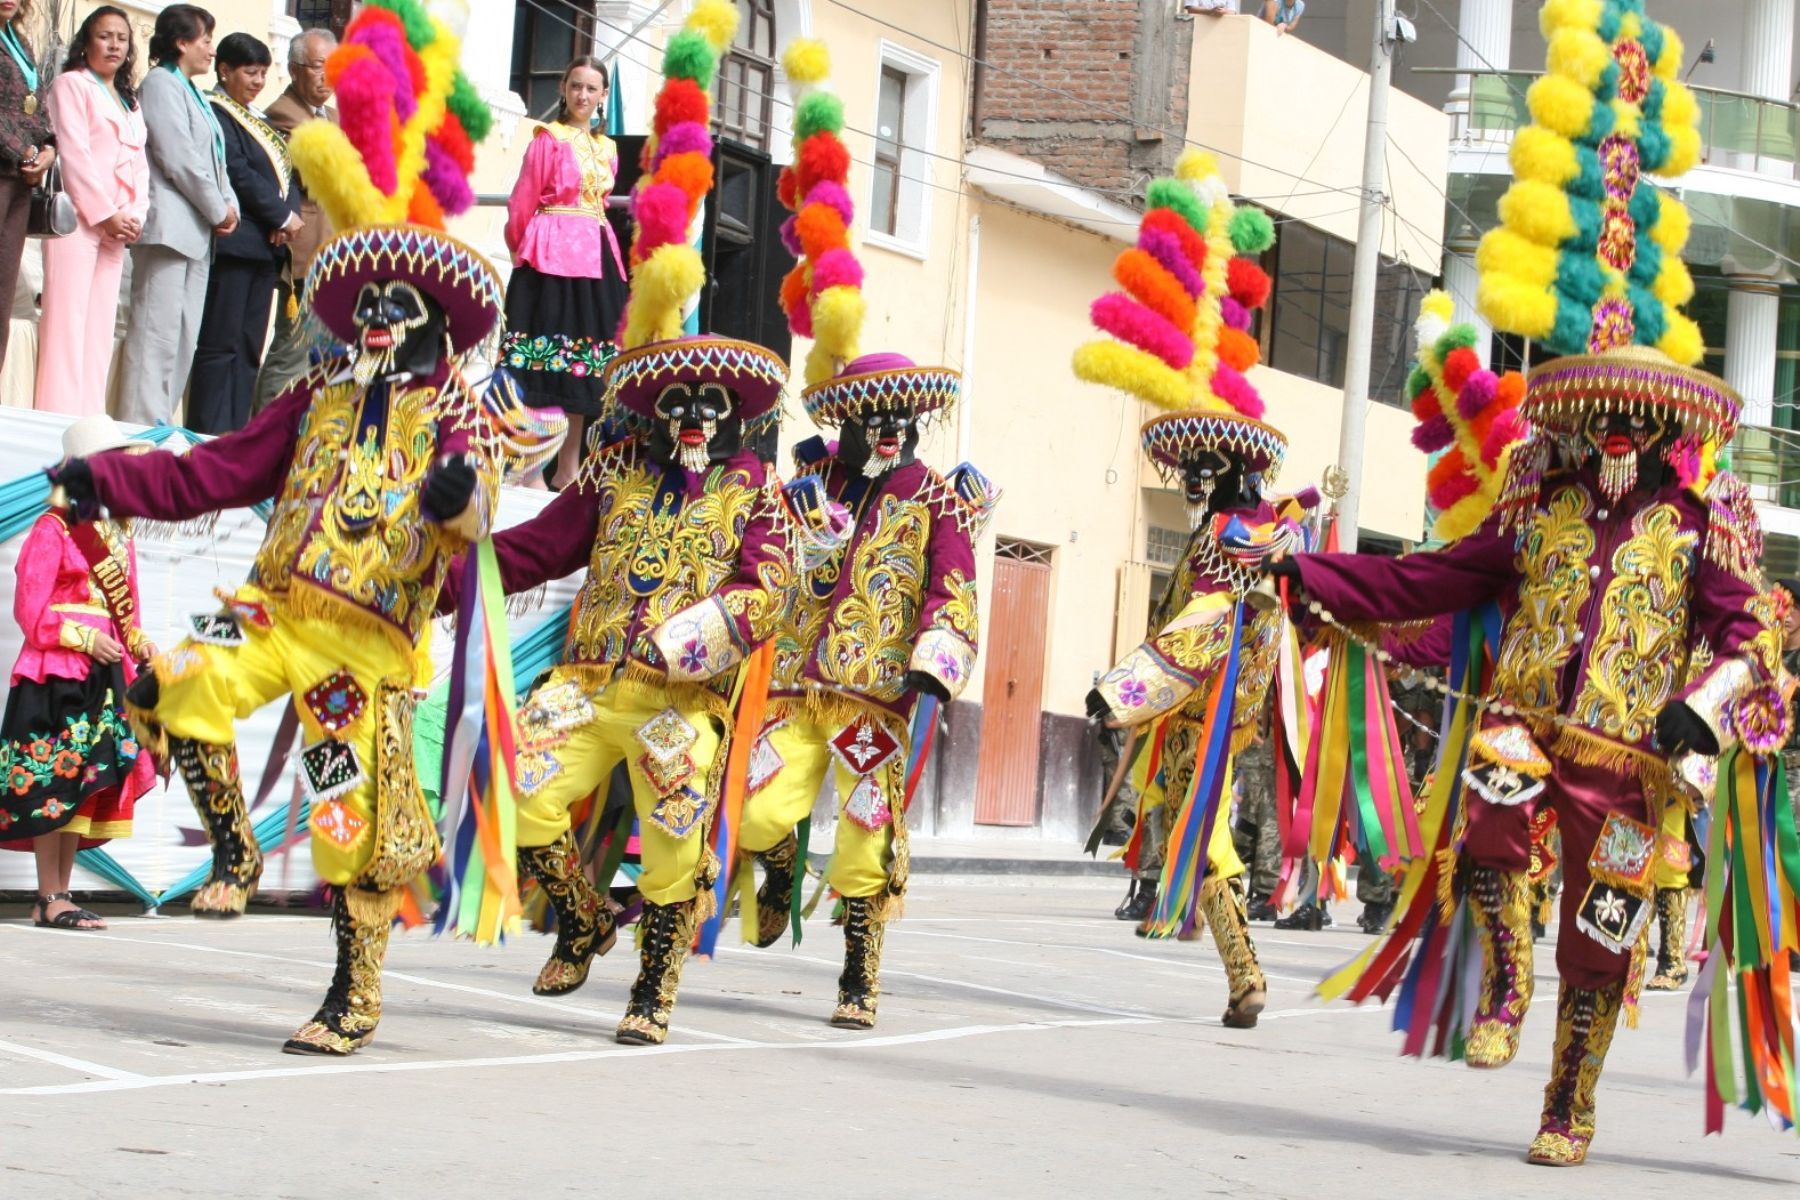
795,92,845,140
663,30,718,86
448,72,492,142
1145,178,1205,232
1407,364,1432,397
1228,206,1274,255
1437,323,1479,353
369,0,435,48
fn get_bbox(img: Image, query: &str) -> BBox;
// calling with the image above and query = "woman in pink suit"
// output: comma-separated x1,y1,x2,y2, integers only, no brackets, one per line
35,6,147,416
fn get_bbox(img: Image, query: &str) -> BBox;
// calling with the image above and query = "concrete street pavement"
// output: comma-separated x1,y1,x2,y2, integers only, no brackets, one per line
2,882,1796,1199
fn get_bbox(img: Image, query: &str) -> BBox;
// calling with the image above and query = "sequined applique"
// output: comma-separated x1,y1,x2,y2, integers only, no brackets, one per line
312,798,369,848
910,628,975,695
304,671,367,735
301,740,363,803
516,748,561,796
1570,504,1697,743
517,675,597,749
190,611,245,646
819,496,931,702
830,717,901,776
1096,639,1208,726
636,708,698,768
648,784,707,839
651,596,747,682
843,774,893,832
1494,485,1596,713
1587,811,1657,891
1574,881,1650,953
747,724,785,794
363,680,438,890
1225,606,1282,727
638,749,696,797
936,569,980,639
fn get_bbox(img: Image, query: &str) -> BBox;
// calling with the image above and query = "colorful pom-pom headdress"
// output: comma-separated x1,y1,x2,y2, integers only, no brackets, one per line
289,0,502,354
1475,0,1739,444
1072,150,1282,481
775,39,961,429
604,0,788,433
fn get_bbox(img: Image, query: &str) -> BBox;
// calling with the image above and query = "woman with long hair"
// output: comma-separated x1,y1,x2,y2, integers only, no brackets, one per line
115,2,237,427
34,4,146,415
500,56,627,488
0,0,55,375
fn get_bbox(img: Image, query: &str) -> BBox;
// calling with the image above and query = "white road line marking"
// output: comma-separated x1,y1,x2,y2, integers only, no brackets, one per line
0,1038,145,1082
0,1016,1153,1097
892,927,1325,987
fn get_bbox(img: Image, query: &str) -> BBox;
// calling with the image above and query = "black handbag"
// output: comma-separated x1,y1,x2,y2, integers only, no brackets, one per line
27,159,75,238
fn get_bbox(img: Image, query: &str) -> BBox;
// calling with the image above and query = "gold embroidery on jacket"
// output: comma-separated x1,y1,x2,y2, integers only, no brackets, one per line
1571,504,1696,743
936,569,980,640
1493,485,1596,713
818,496,931,702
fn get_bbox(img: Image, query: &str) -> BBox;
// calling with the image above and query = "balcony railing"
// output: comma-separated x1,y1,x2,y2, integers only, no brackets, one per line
1732,423,1800,508
1421,68,1800,178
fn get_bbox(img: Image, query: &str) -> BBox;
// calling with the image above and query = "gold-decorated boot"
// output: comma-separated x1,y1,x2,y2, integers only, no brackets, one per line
1646,888,1689,991
615,898,698,1046
1527,980,1624,1167
1201,875,1267,1028
1465,865,1534,1068
171,737,263,918
518,834,616,996
751,833,799,949
831,895,887,1029
284,887,401,1056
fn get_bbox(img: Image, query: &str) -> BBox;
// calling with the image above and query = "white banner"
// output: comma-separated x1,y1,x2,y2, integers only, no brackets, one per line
0,408,582,895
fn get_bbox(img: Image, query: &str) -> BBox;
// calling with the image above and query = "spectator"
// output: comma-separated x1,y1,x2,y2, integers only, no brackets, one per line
3,416,156,930
186,33,299,433
34,5,146,417
1262,0,1305,34
252,26,335,412
116,3,236,427
501,56,627,489
0,0,53,375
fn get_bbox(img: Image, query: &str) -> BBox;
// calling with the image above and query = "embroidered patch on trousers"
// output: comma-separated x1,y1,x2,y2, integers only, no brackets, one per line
300,740,364,803
648,784,706,839
1574,881,1650,955
830,717,900,777
636,707,698,766
842,775,893,833
1588,811,1657,891
303,671,367,735
638,750,696,797
746,727,785,795
311,798,369,849
189,611,245,646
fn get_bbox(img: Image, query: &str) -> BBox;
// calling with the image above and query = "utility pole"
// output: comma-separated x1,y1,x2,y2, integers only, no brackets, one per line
1334,0,1396,554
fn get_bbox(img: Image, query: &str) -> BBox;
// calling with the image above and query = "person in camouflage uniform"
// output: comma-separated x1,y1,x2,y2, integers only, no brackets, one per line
1231,728,1280,920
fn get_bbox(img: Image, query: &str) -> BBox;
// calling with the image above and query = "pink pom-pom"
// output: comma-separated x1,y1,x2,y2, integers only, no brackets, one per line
810,247,864,294
1220,297,1251,332
1210,364,1264,419
779,214,801,258
333,58,399,193
1412,414,1453,453
789,300,814,338
1090,293,1193,371
1429,472,1479,509
1456,371,1497,422
653,122,714,168
353,15,419,122
1481,411,1525,466
1291,486,1322,510
804,180,855,228
1139,226,1204,299
633,182,691,252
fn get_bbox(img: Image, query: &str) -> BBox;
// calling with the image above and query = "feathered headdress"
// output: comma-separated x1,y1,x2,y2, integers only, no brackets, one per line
1072,150,1283,479
1476,0,1738,444
777,39,957,429
603,0,788,428
289,0,501,352
1407,292,1530,541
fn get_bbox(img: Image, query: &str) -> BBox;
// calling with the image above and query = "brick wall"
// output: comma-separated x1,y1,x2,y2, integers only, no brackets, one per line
975,0,1192,196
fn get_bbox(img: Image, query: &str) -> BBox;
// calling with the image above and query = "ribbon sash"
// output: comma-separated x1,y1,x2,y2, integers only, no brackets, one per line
67,520,140,641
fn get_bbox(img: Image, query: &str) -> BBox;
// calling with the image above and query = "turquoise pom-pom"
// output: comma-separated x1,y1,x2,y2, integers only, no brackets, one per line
1569,143,1603,200
1596,5,1622,43
1550,292,1594,356
1558,248,1607,305
1566,195,1602,253
1627,282,1667,345
1639,19,1666,64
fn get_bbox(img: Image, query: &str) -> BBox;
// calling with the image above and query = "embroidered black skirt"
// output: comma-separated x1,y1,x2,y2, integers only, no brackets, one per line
0,664,141,845
500,264,628,418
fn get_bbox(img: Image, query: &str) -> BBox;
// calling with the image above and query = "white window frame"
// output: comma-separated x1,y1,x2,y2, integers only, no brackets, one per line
864,39,940,261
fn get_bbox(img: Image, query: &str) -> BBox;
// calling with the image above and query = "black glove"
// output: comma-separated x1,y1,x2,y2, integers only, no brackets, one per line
1264,556,1301,582
421,454,476,522
1655,700,1718,757
1086,687,1113,723
904,670,950,704
49,458,96,510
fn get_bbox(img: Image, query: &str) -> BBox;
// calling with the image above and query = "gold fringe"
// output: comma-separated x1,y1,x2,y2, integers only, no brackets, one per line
344,885,403,928
277,581,416,662
124,699,169,769
1229,721,1259,757
1545,725,1671,791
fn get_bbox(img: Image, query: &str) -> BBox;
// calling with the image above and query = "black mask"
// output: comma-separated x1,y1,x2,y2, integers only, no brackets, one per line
351,281,446,386
838,409,920,479
648,381,743,472
1582,409,1672,502
1183,448,1255,525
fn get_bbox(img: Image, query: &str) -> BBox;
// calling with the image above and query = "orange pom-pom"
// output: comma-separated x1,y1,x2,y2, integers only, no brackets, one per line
1495,370,1526,408
1441,346,1481,393
1466,408,1497,453
655,152,714,205
324,41,378,91
1114,249,1196,337
1411,388,1443,422
780,263,810,317
796,202,849,259
1225,257,1271,310
654,79,709,137
407,184,444,230
1427,448,1469,490
777,166,798,211
1217,326,1260,372
796,132,851,195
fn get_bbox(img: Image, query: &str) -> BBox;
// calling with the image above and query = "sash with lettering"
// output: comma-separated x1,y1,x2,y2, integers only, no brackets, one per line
66,519,142,649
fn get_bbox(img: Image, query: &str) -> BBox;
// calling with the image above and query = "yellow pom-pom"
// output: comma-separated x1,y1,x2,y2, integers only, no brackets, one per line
1653,254,1695,308
1546,27,1611,88
687,0,740,53
1174,148,1217,182
1654,27,1684,80
1073,341,1193,411
290,121,383,233
1478,276,1557,340
1663,126,1702,177
1478,227,1560,287
808,285,865,384
1660,79,1699,129
782,38,830,86
1610,97,1641,141
623,244,705,349
1539,0,1602,37
1616,10,1642,42
1526,74,1597,139
1434,493,1488,543
1421,290,1455,324
804,342,838,393
1658,312,1704,367
1648,192,1690,251
1497,180,1578,246
1510,127,1580,185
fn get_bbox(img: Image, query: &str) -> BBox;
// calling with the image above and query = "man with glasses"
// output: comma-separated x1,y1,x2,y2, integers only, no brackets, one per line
253,27,336,410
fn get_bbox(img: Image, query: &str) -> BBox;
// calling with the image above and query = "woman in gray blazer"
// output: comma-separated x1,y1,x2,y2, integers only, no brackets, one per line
115,3,235,426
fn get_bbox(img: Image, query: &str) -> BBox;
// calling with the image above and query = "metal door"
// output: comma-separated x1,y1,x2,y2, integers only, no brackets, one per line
973,553,1052,826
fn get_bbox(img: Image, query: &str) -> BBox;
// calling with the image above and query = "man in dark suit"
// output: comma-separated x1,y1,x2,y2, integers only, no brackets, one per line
251,26,336,411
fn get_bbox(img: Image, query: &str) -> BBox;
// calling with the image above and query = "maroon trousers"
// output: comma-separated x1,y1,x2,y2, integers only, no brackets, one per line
1463,754,1647,990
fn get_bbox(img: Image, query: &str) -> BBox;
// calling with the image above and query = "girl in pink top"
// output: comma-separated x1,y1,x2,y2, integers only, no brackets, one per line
500,56,627,488
3,417,156,929
35,6,150,417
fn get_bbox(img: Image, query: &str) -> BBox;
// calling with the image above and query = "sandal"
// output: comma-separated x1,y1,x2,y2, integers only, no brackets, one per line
32,891,104,931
